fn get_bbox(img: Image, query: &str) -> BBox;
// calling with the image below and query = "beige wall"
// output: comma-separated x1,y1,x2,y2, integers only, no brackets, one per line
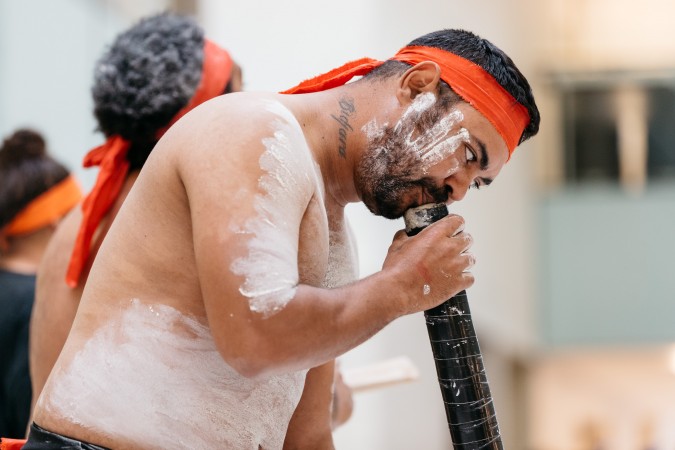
531,0,675,71
528,346,675,450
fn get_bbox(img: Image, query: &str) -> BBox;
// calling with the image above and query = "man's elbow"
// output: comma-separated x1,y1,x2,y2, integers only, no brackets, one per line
215,334,292,380
227,356,276,379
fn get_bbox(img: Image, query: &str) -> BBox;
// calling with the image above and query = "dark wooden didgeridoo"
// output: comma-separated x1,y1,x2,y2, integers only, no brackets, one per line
403,203,503,450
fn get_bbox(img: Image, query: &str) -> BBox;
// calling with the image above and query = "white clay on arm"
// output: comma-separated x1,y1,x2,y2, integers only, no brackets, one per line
184,98,329,375
231,101,325,317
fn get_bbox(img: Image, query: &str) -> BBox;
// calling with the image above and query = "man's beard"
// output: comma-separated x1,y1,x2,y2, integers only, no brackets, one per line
361,171,448,219
356,126,449,219
355,96,454,219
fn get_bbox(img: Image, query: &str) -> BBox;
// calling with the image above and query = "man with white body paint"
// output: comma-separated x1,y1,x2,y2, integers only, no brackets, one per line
30,29,539,449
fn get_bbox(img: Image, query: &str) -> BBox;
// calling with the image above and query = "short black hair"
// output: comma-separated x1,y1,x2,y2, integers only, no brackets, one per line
367,29,540,144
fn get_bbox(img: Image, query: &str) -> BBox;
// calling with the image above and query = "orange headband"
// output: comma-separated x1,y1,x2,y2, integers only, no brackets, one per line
65,40,233,288
282,45,529,153
158,39,233,134
3,176,82,237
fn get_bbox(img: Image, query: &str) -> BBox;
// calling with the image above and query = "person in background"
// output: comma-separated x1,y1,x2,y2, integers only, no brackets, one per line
0,129,81,439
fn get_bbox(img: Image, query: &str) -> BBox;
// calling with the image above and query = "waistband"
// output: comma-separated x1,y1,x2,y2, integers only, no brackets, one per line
22,423,110,450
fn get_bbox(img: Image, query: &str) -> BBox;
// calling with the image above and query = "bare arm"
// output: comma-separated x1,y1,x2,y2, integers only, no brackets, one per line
283,361,336,450
210,238,470,378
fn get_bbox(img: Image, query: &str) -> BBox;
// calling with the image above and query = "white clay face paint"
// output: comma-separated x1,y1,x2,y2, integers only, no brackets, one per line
400,93,469,174
230,101,325,318
40,299,306,449
362,92,470,176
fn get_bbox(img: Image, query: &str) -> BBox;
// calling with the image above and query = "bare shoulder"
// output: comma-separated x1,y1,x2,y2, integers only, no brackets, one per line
161,91,319,222
170,92,303,170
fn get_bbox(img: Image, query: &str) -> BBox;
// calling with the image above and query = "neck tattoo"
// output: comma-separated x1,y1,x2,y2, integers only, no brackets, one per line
330,96,355,159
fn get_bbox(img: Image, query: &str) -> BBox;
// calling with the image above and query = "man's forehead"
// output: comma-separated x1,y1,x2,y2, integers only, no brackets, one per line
453,104,509,161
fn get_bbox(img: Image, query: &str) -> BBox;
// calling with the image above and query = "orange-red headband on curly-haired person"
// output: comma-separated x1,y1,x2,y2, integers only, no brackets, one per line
65,40,233,288
3,176,82,237
282,45,529,154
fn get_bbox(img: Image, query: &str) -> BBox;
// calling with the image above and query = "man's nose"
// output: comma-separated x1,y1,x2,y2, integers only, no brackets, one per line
446,174,470,202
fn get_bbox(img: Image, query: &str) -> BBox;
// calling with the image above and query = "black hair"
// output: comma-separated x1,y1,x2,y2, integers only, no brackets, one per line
0,129,70,229
367,29,540,144
91,12,206,170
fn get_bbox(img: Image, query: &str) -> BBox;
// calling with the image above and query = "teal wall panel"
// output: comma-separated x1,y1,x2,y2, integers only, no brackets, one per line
539,185,675,346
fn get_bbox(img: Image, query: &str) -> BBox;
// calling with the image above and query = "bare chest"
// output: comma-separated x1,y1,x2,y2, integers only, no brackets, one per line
297,199,357,289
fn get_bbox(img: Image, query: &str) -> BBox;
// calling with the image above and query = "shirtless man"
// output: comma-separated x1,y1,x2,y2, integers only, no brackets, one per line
29,28,539,449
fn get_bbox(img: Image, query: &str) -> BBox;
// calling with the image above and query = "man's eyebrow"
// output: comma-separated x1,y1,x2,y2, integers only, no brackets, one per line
481,177,493,187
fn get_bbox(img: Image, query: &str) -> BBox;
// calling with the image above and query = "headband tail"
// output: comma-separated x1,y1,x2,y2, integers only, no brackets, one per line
66,136,130,287
282,58,383,94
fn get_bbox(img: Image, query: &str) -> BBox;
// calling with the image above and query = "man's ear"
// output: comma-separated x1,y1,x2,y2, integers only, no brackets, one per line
396,61,442,105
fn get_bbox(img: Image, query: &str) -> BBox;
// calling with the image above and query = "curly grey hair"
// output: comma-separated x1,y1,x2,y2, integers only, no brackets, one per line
92,12,205,162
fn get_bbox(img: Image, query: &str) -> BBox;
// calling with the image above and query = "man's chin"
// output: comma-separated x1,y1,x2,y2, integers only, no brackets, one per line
365,199,408,220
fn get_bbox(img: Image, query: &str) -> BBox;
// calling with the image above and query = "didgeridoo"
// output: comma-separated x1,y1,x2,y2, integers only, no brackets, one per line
404,204,503,450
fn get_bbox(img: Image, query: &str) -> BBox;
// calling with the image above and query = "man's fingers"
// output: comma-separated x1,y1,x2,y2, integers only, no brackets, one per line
426,214,465,237
461,252,476,271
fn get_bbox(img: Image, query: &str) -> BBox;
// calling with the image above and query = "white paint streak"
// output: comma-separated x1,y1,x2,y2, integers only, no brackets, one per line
361,93,470,174
231,101,324,317
396,91,436,125
449,306,464,315
41,299,306,449
361,117,387,143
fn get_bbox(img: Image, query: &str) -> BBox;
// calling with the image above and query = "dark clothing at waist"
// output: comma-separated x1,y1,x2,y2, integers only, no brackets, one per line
23,423,110,450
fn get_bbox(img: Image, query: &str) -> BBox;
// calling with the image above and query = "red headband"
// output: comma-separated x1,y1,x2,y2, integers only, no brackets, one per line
3,176,82,237
282,45,529,154
65,40,233,288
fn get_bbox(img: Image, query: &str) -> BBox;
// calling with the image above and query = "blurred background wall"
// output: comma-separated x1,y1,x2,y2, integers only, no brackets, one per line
1,0,674,448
